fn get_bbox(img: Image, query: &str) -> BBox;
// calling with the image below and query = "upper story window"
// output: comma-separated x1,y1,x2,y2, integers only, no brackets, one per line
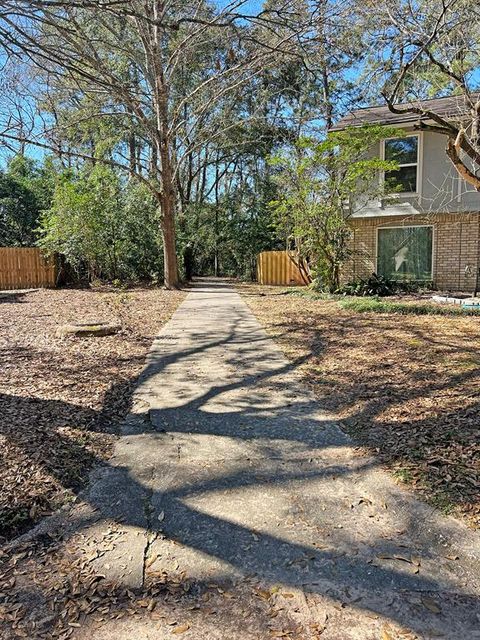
383,136,419,194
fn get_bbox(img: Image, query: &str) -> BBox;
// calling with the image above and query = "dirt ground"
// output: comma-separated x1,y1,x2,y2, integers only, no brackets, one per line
238,284,480,528
1,281,479,640
0,286,185,542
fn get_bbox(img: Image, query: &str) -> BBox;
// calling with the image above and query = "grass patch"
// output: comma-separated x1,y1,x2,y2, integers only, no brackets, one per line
393,468,414,484
284,287,339,301
429,493,456,516
339,297,480,316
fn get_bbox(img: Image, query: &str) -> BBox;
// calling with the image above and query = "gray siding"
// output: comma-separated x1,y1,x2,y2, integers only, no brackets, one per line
353,129,480,218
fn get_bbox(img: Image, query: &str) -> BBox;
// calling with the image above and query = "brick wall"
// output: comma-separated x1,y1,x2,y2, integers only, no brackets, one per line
343,212,480,292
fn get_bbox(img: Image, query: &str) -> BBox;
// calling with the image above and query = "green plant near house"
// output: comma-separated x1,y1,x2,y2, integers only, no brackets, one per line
336,274,432,297
268,125,402,292
337,274,396,296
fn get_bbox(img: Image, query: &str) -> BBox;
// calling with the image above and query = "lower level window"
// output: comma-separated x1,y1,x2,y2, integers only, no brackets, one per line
377,226,433,281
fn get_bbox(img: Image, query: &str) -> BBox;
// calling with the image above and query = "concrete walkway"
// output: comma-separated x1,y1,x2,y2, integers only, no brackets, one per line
80,280,480,639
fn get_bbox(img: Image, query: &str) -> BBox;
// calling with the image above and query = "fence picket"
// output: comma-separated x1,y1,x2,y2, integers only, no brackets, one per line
256,251,308,286
0,248,57,290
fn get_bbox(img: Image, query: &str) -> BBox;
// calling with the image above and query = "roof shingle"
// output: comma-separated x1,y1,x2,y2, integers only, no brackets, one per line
330,95,475,131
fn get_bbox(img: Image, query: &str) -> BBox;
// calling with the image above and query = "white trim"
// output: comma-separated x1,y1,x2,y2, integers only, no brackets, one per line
380,133,423,197
375,223,435,280
418,132,424,199
457,170,463,203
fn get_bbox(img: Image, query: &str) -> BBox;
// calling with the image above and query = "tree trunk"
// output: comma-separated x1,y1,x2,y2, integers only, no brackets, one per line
157,136,179,288
160,194,179,289
154,114,179,288
214,157,220,277
150,0,179,289
446,133,480,192
330,263,340,292
150,144,158,178
129,134,137,174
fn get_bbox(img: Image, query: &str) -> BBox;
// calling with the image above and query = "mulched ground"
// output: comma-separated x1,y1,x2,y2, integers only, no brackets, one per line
0,527,302,640
238,284,480,528
0,286,185,542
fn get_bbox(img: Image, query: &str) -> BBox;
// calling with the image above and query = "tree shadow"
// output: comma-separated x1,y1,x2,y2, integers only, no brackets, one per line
2,279,480,637
0,392,103,539
0,310,303,540
265,307,480,521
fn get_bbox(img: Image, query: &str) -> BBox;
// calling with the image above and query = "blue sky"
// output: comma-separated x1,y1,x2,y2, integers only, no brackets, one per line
2,1,479,169
216,0,263,13
0,0,268,168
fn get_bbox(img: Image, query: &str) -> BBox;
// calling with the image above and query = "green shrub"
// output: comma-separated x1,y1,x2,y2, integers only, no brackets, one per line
0,155,55,246
339,298,480,316
336,274,432,297
38,165,163,282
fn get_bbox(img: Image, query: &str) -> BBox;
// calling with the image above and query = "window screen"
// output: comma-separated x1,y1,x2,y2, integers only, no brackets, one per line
377,226,433,281
384,137,418,193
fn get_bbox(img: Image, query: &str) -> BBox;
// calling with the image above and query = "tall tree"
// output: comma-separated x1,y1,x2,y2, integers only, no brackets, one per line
0,0,316,287
0,155,53,246
175,0,363,277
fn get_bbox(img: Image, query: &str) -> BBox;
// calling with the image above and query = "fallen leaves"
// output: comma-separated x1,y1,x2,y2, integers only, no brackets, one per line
0,526,200,639
376,554,421,573
421,596,442,614
0,286,185,541
381,624,418,640
1,534,318,640
238,284,480,528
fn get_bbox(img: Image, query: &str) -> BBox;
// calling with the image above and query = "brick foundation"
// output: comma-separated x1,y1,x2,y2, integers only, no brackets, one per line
343,212,480,292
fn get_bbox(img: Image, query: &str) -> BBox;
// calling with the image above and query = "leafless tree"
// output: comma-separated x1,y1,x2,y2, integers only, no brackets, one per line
0,0,317,287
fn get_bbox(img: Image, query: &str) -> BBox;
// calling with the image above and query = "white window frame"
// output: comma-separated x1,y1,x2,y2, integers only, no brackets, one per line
375,224,435,280
380,133,423,197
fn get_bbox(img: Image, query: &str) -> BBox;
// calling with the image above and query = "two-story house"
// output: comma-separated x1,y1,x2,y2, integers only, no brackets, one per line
332,96,480,292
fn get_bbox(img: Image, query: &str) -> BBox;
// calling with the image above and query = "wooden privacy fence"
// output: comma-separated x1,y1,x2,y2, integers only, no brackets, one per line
0,247,57,290
257,250,310,286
